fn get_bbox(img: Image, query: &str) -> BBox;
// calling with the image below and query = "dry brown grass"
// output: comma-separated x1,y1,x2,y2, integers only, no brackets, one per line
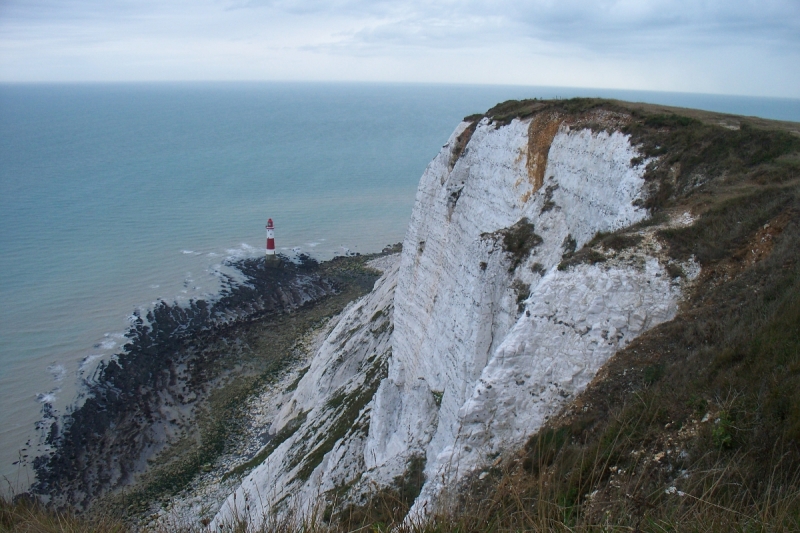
0,495,126,533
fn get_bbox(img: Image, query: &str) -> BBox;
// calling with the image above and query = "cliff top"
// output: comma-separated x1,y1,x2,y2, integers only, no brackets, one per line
473,97,800,132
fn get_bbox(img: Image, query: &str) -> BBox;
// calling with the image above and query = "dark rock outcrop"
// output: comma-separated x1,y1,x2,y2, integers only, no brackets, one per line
33,255,340,509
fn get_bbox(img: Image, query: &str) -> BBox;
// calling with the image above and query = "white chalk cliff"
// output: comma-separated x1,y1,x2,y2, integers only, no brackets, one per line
213,112,699,528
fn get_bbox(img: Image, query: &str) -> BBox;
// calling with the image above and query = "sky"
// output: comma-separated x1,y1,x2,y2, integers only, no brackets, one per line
1,0,799,98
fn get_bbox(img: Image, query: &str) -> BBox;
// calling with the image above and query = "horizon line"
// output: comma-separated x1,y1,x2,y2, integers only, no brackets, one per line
1,79,799,102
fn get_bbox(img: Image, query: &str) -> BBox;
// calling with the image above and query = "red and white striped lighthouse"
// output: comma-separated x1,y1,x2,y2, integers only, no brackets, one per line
265,218,276,256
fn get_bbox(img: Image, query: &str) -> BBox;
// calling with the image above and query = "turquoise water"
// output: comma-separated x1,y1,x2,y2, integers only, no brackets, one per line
1,82,799,485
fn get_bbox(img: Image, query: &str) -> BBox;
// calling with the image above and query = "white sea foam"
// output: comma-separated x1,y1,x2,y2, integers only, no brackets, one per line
37,392,58,404
46,364,67,382
225,243,259,261
79,354,102,371
99,340,117,350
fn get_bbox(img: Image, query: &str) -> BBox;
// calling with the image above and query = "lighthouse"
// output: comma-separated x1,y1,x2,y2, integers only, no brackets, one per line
265,218,276,257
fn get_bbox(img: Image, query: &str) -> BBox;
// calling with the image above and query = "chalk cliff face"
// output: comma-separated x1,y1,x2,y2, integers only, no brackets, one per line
214,112,699,527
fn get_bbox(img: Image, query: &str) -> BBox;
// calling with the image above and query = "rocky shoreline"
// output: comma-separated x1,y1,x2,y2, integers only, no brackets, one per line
31,250,396,514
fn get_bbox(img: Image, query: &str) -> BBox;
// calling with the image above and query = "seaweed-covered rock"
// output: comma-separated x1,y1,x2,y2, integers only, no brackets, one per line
34,256,339,509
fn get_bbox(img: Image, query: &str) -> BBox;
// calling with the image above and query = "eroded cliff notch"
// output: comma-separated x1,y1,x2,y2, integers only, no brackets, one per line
526,112,564,192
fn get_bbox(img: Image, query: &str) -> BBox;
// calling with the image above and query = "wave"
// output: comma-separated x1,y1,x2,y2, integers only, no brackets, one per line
224,243,259,262
78,354,102,372
46,364,66,382
36,392,58,404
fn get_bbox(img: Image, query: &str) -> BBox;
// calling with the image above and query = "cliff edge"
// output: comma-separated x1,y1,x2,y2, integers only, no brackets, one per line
212,99,784,528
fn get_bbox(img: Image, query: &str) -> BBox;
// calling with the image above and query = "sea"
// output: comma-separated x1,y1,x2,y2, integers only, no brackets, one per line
1,81,799,488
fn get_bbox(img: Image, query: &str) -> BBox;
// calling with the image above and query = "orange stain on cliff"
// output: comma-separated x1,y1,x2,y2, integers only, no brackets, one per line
526,112,564,195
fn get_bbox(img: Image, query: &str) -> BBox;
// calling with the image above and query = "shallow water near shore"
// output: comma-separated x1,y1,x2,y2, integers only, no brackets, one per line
1,81,799,488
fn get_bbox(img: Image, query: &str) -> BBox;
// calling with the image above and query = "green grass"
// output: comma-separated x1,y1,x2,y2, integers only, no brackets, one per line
498,218,543,272
659,187,797,264
291,352,389,483
222,411,307,482
482,97,618,127
449,120,479,169
623,114,800,211
511,279,531,313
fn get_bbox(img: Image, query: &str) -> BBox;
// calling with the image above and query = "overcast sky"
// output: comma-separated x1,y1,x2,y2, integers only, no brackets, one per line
1,0,799,97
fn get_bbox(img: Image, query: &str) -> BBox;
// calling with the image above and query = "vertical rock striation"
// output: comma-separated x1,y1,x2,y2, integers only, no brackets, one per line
214,112,699,527
213,258,399,528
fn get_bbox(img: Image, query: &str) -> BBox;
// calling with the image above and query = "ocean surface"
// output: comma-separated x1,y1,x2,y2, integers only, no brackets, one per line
1,82,799,487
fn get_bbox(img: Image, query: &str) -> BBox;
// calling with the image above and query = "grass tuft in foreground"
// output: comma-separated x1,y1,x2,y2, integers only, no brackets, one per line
0,494,126,533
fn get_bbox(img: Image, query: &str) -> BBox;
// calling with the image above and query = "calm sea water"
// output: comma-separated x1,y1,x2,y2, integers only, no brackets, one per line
1,82,799,486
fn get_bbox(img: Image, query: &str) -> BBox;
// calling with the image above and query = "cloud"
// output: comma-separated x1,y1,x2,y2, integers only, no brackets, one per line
4,0,798,51
0,0,798,96
251,0,800,54
229,0,402,16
